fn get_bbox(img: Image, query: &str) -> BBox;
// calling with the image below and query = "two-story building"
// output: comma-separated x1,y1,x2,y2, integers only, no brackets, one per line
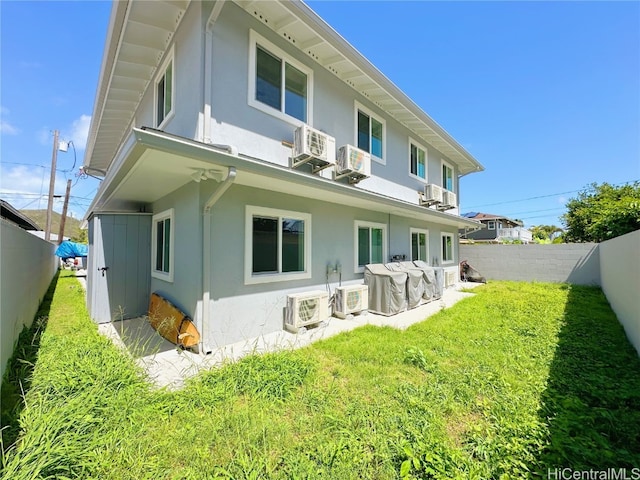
460,212,532,244
83,0,484,353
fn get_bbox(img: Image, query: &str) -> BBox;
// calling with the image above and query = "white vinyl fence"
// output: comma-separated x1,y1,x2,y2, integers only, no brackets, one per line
1,219,57,379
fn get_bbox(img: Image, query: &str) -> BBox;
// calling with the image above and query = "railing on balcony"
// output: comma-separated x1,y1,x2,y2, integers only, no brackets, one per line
498,227,533,243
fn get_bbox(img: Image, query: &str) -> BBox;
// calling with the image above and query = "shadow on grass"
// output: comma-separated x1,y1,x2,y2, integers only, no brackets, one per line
534,284,640,473
0,271,61,451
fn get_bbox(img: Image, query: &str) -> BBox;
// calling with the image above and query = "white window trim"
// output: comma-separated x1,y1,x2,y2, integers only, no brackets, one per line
151,208,175,283
154,46,175,129
487,220,496,230
441,232,455,265
410,228,429,262
441,159,455,192
354,220,388,273
244,205,312,285
247,29,313,127
354,101,386,165
408,138,428,182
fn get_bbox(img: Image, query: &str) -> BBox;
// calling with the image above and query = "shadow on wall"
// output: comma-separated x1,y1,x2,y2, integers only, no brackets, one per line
566,244,600,286
531,284,640,472
0,272,60,451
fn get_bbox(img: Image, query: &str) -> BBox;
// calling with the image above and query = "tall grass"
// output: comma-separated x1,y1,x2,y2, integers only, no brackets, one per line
2,275,639,479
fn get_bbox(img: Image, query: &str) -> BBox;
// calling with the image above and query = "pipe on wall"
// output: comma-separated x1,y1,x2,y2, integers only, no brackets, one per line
200,165,237,353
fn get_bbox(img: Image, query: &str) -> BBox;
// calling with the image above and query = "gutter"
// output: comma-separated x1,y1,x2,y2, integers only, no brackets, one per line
200,165,237,354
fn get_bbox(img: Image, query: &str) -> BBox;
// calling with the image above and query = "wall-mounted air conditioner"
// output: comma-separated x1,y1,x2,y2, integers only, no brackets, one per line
420,184,443,206
292,125,336,173
439,190,457,210
285,290,329,333
334,145,371,184
334,285,368,319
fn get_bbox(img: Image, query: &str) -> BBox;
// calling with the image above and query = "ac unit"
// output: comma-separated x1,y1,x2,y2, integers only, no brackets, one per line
420,184,443,206
335,145,371,184
334,285,368,319
285,290,329,333
444,269,457,288
292,125,336,173
439,190,457,210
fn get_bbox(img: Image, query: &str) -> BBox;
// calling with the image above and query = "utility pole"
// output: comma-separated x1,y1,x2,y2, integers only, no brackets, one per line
58,179,72,244
44,129,59,242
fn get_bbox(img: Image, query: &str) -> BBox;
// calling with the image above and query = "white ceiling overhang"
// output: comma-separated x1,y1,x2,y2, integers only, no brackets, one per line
233,0,484,176
87,128,482,231
84,0,191,173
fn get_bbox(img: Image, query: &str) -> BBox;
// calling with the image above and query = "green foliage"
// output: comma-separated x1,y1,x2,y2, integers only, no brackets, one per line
531,225,564,242
562,182,640,242
3,277,640,479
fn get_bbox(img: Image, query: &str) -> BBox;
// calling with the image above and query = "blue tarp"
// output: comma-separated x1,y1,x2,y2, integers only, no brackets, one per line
55,241,88,259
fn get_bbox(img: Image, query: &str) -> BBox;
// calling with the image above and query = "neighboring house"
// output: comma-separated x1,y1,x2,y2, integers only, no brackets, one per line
0,199,40,231
460,212,532,244
82,0,484,353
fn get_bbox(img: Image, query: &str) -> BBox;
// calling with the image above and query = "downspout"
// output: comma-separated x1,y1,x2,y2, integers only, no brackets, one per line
200,165,237,354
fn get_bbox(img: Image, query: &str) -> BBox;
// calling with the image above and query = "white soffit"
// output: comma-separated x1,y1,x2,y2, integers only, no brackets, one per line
86,0,190,172
233,0,483,175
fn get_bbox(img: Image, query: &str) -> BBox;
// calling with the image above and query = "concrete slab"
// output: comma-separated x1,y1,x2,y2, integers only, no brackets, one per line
92,281,484,390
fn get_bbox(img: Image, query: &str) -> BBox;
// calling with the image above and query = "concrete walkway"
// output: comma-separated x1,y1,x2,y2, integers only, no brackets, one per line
75,270,482,390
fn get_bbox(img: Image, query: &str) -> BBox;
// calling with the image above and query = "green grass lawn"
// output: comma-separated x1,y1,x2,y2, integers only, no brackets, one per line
2,271,640,479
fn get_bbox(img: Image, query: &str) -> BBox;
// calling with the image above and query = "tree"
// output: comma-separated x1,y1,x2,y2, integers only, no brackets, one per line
562,182,640,243
531,225,564,242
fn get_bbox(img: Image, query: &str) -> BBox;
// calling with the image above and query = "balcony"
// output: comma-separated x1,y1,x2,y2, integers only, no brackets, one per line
498,227,533,243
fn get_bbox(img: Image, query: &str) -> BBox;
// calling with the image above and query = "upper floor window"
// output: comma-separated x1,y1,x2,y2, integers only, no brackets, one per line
152,209,174,282
441,233,454,264
487,221,496,230
356,102,385,163
245,206,311,285
355,220,387,272
410,228,429,262
442,160,454,192
155,48,174,128
249,30,312,125
409,140,427,181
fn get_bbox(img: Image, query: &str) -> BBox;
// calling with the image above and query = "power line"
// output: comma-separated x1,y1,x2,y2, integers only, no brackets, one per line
461,179,639,210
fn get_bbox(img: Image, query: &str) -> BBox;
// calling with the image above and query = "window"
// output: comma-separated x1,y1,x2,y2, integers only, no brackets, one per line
152,209,174,282
441,233,454,264
487,221,496,230
155,49,174,127
442,160,454,192
409,140,427,180
249,31,312,124
355,102,385,162
410,228,429,262
245,206,311,284
355,221,387,272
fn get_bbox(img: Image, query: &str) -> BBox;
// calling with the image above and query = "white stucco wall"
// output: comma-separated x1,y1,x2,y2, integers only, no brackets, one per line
599,230,640,356
1,220,57,379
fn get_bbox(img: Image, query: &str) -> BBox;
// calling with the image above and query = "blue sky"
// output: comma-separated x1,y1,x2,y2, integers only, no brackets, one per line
1,1,639,228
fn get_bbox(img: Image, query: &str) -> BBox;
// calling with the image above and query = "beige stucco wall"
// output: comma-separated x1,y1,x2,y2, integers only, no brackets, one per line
599,229,640,356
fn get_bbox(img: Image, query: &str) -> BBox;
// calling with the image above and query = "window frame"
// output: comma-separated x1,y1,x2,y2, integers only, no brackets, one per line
354,101,386,165
244,205,312,285
441,159,455,192
409,138,428,182
354,220,388,273
248,30,313,127
151,208,175,283
441,232,455,265
487,220,496,230
410,228,430,263
154,46,175,129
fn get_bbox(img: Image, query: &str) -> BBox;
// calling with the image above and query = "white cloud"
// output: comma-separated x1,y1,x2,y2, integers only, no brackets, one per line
0,106,20,135
0,165,67,211
0,121,20,135
61,114,91,151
